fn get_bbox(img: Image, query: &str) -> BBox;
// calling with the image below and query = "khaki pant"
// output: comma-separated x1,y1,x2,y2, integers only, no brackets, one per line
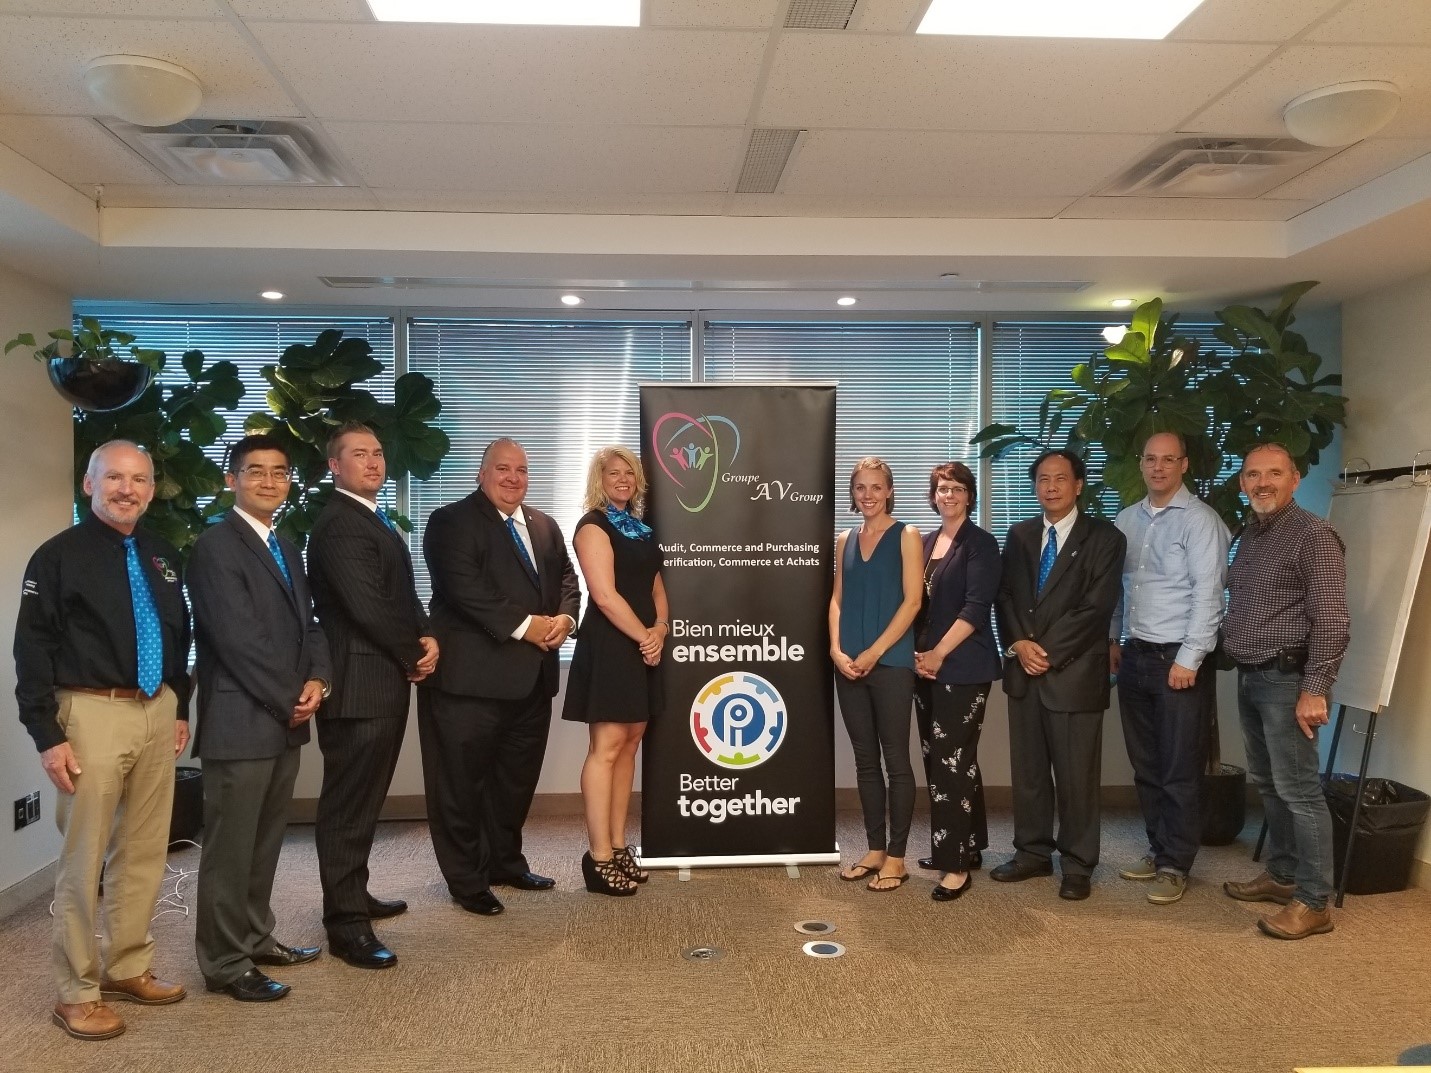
52,687,177,1003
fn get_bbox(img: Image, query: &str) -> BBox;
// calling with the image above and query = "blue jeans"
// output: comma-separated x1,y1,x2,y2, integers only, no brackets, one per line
1117,642,1208,875
1237,667,1333,909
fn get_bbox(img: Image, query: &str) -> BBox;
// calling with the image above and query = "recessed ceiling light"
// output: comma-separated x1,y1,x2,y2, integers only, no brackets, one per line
836,296,858,307
365,0,639,26
260,290,284,300
917,0,1205,39
1110,297,1136,309
560,294,584,306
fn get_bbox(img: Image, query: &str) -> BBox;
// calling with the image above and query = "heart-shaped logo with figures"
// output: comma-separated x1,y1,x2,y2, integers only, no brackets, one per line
650,412,742,513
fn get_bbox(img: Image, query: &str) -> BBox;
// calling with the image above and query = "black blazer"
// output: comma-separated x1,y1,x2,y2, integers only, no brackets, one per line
995,512,1125,712
189,512,331,760
308,491,429,721
423,488,581,701
918,521,1003,685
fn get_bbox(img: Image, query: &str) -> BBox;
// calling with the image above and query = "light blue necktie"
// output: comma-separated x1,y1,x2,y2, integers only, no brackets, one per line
123,537,163,696
376,506,399,533
1037,524,1058,594
506,515,539,585
267,530,293,588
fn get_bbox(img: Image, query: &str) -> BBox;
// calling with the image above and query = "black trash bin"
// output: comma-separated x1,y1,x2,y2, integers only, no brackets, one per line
1323,774,1429,895
170,765,204,847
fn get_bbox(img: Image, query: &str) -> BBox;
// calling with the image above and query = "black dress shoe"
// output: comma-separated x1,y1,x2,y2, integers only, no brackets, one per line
931,873,972,902
493,872,555,891
366,896,408,920
989,858,1054,882
457,890,504,915
917,857,937,870
1059,874,1092,901
207,968,290,1002
253,941,321,967
329,932,397,970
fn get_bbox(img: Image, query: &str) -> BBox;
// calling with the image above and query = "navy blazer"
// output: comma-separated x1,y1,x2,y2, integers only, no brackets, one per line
917,521,1003,685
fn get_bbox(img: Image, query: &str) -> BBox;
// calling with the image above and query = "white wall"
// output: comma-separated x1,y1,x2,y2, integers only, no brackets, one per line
0,264,75,896
1341,271,1431,868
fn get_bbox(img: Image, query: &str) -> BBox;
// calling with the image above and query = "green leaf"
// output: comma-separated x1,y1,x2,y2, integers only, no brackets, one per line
970,422,1021,445
1270,280,1318,331
1128,298,1162,354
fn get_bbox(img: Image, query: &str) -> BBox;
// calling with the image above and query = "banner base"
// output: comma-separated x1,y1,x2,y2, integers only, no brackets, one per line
638,847,842,870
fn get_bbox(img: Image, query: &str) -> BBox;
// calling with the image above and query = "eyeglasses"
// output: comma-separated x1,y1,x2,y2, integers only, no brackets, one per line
238,465,292,483
1140,454,1185,467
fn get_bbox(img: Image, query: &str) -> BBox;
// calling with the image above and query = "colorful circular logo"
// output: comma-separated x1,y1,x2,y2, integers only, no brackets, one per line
690,672,786,769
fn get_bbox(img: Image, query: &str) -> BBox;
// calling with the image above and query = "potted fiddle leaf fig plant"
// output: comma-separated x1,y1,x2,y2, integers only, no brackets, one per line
972,281,1346,845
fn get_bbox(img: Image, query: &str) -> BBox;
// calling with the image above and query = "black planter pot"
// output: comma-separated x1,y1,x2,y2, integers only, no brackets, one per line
1200,763,1248,845
170,765,204,846
46,356,153,412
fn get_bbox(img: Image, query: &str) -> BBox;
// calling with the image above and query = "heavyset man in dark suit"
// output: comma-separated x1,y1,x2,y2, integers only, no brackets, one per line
309,423,438,969
420,438,580,916
992,449,1126,900
189,435,331,1001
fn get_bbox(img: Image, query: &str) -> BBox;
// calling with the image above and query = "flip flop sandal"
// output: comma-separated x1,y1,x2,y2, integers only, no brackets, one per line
867,872,910,892
840,863,880,882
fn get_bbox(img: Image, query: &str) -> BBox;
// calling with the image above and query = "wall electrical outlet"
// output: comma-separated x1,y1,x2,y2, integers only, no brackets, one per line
13,791,40,831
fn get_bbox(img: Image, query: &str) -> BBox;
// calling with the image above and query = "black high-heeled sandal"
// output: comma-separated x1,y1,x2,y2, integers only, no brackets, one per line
582,852,637,896
611,845,650,884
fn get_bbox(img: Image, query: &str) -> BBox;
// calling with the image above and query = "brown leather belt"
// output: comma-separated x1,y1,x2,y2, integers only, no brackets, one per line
61,685,160,700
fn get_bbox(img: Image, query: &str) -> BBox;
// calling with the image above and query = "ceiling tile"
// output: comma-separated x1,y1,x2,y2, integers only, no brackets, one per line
248,23,766,124
0,115,164,184
326,121,745,193
781,130,1157,198
0,0,215,14
1268,138,1431,201
1307,0,1431,45
648,0,779,29
1184,45,1431,139
850,0,926,34
729,193,1077,218
369,189,732,214
231,0,373,18
1060,196,1312,221
93,183,380,208
1168,0,1343,41
0,14,300,117
758,36,1276,132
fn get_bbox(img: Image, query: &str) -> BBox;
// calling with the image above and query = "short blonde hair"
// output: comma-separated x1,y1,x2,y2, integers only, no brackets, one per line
582,445,648,516
848,456,896,514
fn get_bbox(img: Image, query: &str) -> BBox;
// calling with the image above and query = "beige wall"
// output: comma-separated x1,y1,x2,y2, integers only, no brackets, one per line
0,264,74,897
1341,270,1431,869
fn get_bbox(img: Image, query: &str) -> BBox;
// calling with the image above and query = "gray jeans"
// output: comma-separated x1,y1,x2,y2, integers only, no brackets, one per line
837,664,916,858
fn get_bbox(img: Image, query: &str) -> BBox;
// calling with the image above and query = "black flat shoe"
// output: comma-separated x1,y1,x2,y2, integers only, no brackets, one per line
932,873,972,902
366,896,408,919
989,858,1053,883
253,941,321,967
582,852,637,897
207,968,289,1002
1059,874,1092,901
457,890,505,915
917,857,937,870
329,932,398,970
493,872,556,891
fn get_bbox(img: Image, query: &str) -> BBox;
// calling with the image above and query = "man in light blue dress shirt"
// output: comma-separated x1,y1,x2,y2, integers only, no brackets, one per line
1109,432,1231,905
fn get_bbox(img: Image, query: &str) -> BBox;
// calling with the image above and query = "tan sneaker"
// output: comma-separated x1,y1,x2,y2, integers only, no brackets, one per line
1257,900,1334,940
100,970,186,1005
1147,870,1186,904
1119,854,1157,881
1223,870,1294,905
52,1000,125,1040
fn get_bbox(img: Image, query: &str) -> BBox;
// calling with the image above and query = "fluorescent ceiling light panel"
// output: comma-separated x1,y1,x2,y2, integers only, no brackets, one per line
917,0,1205,39
365,0,639,25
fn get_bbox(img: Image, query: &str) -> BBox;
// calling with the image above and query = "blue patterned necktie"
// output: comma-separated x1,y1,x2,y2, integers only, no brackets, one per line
1037,524,1058,594
506,515,539,585
123,537,163,696
376,506,398,533
267,530,293,588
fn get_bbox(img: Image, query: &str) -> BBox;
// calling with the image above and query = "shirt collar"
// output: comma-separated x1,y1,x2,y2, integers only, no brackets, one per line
500,505,528,527
1042,507,1078,543
1140,484,1195,515
336,487,379,513
83,511,134,546
1249,500,1298,529
232,506,275,542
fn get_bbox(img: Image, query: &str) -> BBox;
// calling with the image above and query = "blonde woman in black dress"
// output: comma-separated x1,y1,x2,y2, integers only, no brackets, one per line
562,446,668,896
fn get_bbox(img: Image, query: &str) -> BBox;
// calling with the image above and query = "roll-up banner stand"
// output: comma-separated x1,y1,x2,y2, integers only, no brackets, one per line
639,383,839,867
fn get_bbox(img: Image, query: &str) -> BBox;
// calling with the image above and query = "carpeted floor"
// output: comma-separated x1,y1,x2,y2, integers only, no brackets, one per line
2,807,1428,1073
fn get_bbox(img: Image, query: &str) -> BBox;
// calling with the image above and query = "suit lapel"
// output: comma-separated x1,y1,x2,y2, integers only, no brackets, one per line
476,490,540,592
1036,513,1090,603
229,513,300,613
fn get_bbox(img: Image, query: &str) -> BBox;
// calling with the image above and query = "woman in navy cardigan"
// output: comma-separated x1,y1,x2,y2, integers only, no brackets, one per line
913,461,1003,902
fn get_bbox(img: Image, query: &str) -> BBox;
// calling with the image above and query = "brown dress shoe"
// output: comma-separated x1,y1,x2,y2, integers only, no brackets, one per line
1258,900,1334,940
1223,871,1295,905
52,1000,125,1040
100,970,187,1005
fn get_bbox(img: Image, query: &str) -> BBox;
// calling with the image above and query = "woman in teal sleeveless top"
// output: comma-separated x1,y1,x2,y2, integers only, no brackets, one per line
829,457,923,892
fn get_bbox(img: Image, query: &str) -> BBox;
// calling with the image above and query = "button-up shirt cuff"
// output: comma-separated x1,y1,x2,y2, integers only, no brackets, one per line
1301,670,1335,697
1174,645,1206,670
511,615,533,641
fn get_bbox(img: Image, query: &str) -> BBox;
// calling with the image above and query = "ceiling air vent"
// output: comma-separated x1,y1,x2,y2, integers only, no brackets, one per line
785,0,861,29
98,118,352,186
1102,137,1333,199
736,128,804,194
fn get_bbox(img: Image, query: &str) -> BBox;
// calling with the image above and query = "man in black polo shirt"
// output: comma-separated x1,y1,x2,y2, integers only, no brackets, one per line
14,440,192,1040
1222,442,1349,940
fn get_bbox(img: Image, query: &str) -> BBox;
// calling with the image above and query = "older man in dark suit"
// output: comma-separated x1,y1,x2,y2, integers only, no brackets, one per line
309,423,438,969
992,449,1126,901
420,438,580,916
190,434,331,1001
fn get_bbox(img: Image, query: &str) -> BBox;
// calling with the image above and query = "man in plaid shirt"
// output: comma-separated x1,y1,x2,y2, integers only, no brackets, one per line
1221,443,1349,940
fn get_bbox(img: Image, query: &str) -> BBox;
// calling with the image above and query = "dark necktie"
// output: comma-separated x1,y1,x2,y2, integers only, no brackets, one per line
506,515,539,585
267,530,293,588
123,536,163,696
1037,524,1058,594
